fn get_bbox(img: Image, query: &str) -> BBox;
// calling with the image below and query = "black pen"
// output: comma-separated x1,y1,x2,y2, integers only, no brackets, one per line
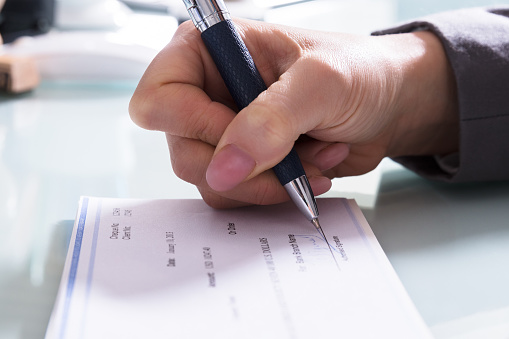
181,0,329,240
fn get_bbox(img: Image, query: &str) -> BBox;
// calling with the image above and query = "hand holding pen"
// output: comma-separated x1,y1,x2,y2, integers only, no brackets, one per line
129,4,458,210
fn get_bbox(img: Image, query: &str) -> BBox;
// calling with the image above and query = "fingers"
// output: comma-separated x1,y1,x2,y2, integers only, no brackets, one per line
206,144,256,192
129,19,303,141
205,55,351,191
131,19,398,208
168,133,285,205
168,134,332,207
129,19,301,147
168,135,285,206
166,135,214,188
198,171,332,209
322,143,387,178
295,140,350,172
129,22,237,146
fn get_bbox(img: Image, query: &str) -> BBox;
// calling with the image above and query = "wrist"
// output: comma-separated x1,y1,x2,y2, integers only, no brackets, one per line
384,30,459,158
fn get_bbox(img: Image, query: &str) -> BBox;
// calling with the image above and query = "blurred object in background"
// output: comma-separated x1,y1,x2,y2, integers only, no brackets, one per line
0,55,40,93
0,0,55,43
55,0,132,30
0,0,4,22
2,30,166,82
264,0,396,35
0,0,4,43
118,0,185,15
1,0,177,83
2,13,177,82
118,0,267,22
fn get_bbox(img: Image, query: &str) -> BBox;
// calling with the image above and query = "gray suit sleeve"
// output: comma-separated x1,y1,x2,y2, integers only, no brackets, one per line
373,7,509,182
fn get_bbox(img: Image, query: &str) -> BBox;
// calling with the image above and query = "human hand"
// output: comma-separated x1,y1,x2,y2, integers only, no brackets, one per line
129,19,458,208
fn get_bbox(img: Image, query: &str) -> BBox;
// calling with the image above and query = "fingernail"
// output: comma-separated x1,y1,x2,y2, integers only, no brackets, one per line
206,144,256,192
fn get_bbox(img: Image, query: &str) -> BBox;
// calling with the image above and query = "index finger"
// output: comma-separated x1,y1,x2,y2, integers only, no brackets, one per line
129,21,237,146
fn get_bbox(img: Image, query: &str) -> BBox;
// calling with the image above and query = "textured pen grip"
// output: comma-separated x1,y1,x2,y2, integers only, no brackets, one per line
201,20,305,185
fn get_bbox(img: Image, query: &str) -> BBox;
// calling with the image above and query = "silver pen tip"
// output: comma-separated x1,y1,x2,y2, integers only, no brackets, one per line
311,218,327,240
311,218,321,231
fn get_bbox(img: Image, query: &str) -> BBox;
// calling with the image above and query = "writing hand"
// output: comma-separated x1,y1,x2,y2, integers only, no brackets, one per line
129,19,458,208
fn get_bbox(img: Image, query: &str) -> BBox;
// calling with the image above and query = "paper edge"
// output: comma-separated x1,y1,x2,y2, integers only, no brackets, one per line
346,198,434,339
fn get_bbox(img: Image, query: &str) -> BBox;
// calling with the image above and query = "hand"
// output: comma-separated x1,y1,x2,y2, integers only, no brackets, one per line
129,19,458,208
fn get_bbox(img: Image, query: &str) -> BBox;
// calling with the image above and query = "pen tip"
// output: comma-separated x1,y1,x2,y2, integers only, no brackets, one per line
311,218,321,231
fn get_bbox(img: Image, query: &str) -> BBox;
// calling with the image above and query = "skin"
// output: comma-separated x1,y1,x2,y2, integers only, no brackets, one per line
129,19,459,209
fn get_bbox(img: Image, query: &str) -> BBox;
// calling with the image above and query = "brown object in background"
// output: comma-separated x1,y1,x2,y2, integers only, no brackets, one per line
0,55,40,93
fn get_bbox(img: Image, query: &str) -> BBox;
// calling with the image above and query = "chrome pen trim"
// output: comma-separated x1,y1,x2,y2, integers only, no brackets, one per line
283,175,319,222
183,0,231,32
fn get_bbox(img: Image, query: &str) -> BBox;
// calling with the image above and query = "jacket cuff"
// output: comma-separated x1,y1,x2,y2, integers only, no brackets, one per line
373,7,509,182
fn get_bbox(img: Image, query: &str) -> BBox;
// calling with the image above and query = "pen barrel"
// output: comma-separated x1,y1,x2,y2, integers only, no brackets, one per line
201,19,306,185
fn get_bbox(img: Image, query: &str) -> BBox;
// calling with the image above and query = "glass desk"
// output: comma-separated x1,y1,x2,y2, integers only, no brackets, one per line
1,1,508,337
1,80,508,339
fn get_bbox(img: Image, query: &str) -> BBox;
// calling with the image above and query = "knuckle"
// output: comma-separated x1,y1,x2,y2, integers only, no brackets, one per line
130,85,191,134
184,101,229,145
129,89,160,131
168,138,205,184
170,155,201,185
175,20,196,36
172,21,202,48
171,156,203,185
190,120,212,144
182,107,213,142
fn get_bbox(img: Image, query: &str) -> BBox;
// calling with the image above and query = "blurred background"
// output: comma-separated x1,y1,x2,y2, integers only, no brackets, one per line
1,1,508,339
0,0,506,83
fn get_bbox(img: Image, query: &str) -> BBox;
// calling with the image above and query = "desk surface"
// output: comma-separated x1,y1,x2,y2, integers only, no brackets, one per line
1,1,509,338
2,79,509,339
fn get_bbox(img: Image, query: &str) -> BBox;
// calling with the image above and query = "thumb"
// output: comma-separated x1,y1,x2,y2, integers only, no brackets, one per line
205,63,334,192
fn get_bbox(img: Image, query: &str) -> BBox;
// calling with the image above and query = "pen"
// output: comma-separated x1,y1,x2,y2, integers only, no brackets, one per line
181,0,329,240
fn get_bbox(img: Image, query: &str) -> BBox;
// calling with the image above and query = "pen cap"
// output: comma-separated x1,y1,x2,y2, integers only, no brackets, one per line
183,0,230,32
